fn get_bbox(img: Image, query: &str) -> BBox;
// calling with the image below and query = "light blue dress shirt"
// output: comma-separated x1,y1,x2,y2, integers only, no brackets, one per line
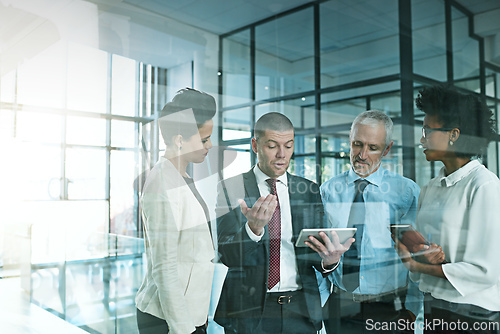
320,166,423,316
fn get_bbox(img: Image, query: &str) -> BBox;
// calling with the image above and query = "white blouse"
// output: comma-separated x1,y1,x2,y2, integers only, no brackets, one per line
411,160,500,311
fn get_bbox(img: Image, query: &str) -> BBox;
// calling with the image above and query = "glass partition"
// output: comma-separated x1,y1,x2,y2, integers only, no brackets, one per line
452,7,480,90
412,0,447,82
29,229,144,334
222,30,251,107
256,97,316,131
3,1,500,333
320,0,399,88
255,8,314,100
221,107,252,141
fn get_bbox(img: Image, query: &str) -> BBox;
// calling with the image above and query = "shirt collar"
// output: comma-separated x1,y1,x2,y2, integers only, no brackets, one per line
253,164,288,188
438,159,480,187
347,165,384,187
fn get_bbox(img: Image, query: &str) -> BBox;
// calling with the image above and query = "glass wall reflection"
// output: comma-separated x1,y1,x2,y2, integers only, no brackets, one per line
1,0,500,333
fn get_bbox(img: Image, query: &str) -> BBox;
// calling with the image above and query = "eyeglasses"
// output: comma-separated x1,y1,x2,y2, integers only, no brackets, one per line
421,127,454,139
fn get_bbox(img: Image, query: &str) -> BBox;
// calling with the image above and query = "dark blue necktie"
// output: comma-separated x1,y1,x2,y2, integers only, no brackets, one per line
343,178,369,292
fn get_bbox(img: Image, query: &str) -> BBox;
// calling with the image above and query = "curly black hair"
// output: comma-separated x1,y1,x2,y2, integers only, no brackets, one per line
416,85,496,158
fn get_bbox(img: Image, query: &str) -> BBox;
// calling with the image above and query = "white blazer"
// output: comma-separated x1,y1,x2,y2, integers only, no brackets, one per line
136,157,215,334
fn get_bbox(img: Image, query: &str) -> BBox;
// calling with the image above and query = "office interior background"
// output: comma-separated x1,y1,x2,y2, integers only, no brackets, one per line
1,0,500,333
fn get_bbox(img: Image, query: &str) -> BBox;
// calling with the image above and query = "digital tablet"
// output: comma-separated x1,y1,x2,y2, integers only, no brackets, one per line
295,228,356,247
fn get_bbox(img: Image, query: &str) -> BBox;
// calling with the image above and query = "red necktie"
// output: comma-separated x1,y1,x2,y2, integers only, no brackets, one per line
266,178,281,289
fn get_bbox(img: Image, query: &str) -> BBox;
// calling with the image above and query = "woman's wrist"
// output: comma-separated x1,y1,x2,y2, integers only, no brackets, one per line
410,260,446,279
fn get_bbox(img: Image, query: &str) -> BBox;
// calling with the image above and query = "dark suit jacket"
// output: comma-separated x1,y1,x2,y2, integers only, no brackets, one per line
214,169,326,333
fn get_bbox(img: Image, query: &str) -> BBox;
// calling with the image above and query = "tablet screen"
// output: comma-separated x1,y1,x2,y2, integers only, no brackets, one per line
295,228,356,247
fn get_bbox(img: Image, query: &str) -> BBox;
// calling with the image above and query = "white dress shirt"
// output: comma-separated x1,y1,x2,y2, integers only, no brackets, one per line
244,165,302,292
410,160,500,311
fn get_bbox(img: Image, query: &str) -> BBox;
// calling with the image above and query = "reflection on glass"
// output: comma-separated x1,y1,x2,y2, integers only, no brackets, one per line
16,41,66,108
15,110,62,144
380,147,402,176
256,8,314,100
295,135,316,155
320,97,366,128
320,0,399,88
66,116,107,146
0,109,14,139
321,134,349,153
485,72,497,98
223,129,251,141
452,7,479,86
167,62,193,99
414,121,445,187
228,144,250,151
224,149,250,179
30,230,144,333
110,150,137,236
290,156,316,182
111,55,138,116
487,141,499,175
66,148,106,200
0,70,16,103
31,267,64,314
111,120,137,148
223,30,251,107
29,201,109,263
255,103,276,121
304,135,315,154
222,107,251,141
139,64,151,117
389,124,403,150
320,134,350,184
321,156,350,184
12,142,62,200
370,94,401,118
67,43,108,113
497,142,500,175
371,94,402,144
487,97,499,134
412,0,446,81
256,98,315,130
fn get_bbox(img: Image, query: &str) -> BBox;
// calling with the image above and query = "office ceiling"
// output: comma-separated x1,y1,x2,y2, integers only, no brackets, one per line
456,0,500,14
121,0,317,35
120,0,500,36
112,0,500,67
3,0,499,76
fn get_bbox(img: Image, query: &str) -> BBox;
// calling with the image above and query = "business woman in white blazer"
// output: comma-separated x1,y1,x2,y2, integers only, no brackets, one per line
136,88,216,334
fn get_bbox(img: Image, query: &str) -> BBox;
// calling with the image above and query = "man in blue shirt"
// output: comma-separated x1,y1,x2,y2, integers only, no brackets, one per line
320,110,423,333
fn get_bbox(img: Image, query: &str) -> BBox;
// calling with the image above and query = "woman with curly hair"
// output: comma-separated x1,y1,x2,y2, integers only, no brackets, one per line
397,85,500,333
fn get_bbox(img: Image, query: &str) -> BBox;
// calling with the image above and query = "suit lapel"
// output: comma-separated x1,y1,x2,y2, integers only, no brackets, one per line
243,167,270,254
287,173,302,245
243,169,260,202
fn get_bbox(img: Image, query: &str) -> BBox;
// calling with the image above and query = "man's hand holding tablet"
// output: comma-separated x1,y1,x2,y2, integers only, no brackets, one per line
300,228,356,268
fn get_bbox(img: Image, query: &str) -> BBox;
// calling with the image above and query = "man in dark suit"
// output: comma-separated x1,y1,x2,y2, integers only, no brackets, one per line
214,112,353,334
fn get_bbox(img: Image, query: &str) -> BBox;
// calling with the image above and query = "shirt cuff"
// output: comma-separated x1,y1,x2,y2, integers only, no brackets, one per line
245,222,264,242
321,260,339,273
